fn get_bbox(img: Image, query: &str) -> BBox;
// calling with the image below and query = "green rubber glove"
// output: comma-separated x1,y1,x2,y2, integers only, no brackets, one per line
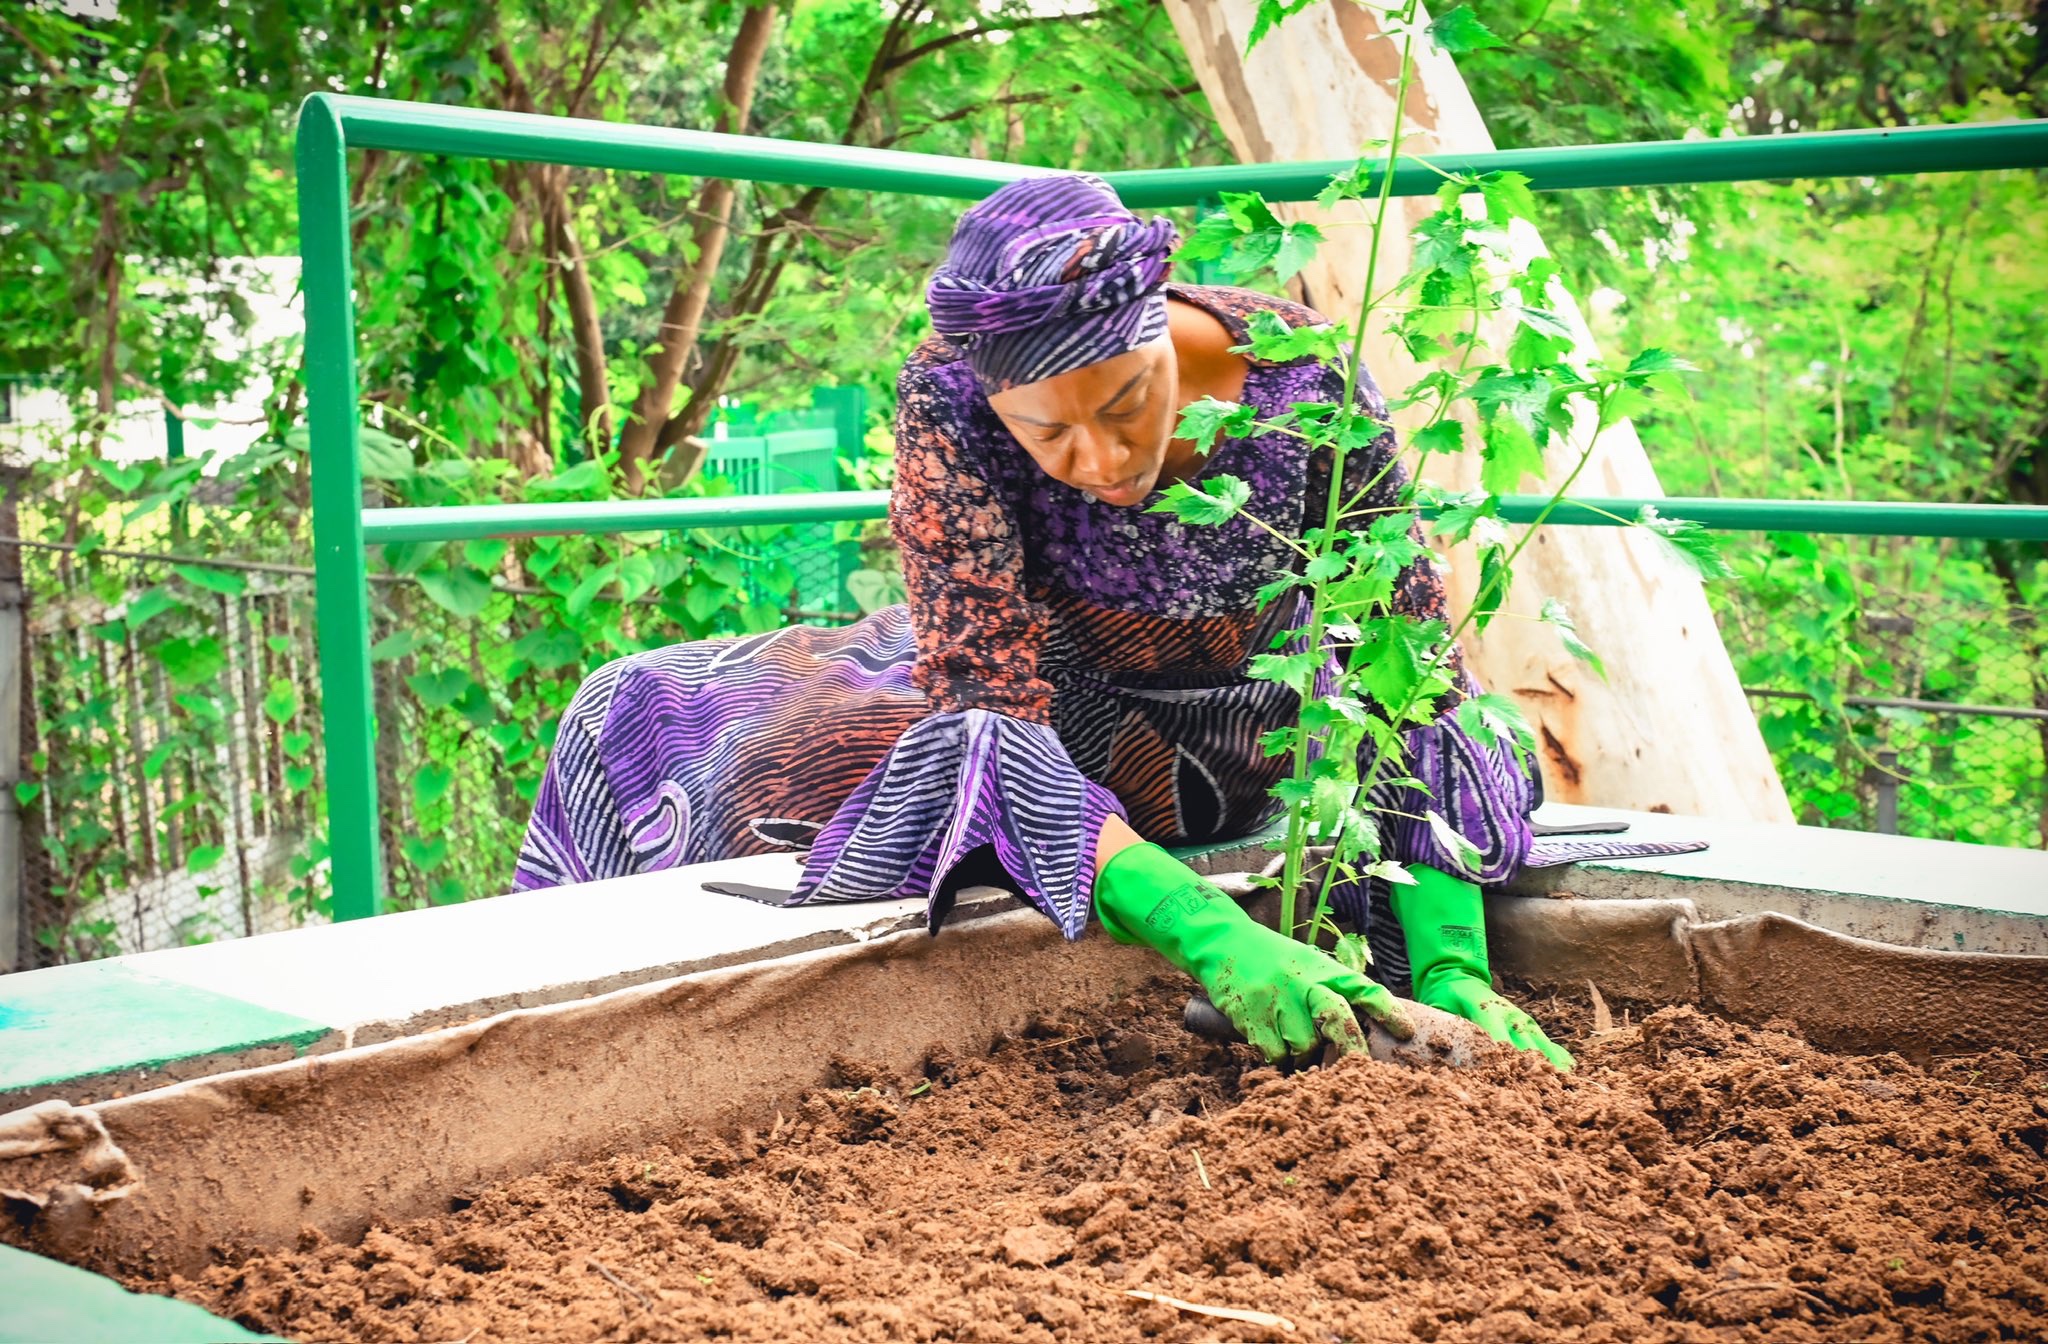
1095,842,1412,1064
1393,863,1575,1071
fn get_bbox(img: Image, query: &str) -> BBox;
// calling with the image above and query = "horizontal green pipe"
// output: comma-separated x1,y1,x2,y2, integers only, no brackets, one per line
317,97,2045,206
359,491,892,544
360,493,2046,545
320,94,1037,200
1104,121,2048,207
1494,496,2048,541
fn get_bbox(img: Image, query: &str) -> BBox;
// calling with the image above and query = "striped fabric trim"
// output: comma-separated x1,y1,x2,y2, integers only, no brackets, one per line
790,709,1126,940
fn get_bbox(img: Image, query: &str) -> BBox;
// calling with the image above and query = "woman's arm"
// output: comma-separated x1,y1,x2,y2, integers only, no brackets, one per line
891,365,1058,721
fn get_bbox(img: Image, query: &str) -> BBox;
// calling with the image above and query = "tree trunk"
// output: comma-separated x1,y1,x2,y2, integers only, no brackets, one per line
616,1,780,491
543,167,613,459
1163,0,1792,822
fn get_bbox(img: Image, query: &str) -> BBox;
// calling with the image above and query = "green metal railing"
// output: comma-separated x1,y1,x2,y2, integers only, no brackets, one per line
297,92,2048,921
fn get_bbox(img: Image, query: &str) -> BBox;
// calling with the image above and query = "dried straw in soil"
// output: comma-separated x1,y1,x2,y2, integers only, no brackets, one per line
167,981,2047,1343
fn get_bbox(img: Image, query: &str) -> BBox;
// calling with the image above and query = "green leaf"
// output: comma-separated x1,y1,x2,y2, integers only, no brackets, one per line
1314,160,1377,211
1473,543,1510,631
401,835,450,872
1252,573,1299,609
1271,219,1324,283
1425,809,1485,872
1479,416,1546,494
510,624,583,670
1409,420,1464,460
1147,475,1251,527
406,666,475,709
411,763,453,809
1352,616,1450,717
123,588,182,630
285,764,315,791
1623,348,1698,380
154,635,224,687
1330,930,1373,975
1173,397,1257,457
283,731,312,758
1475,171,1537,225
531,459,611,500
173,563,246,596
1425,5,1505,55
1428,488,1500,542
1539,597,1607,681
370,629,425,663
15,781,41,806
416,565,494,619
358,427,416,481
143,740,178,780
1304,550,1350,581
1246,0,1318,50
454,684,497,729
1635,505,1734,579
463,538,509,572
187,843,227,875
1230,310,1342,365
566,564,619,618
262,678,297,725
1456,693,1534,755
1247,649,1322,693
91,460,149,493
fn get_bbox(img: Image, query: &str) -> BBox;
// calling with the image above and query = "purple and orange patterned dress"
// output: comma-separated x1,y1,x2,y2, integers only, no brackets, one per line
513,286,1671,937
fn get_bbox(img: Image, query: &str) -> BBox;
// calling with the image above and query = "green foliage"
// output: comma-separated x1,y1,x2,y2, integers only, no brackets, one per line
1171,0,1713,944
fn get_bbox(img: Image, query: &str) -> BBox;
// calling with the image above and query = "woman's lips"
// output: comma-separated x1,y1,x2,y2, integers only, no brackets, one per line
1086,473,1150,506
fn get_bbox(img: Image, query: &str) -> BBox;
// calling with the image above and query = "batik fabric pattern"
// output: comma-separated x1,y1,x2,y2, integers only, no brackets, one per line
516,286,1589,937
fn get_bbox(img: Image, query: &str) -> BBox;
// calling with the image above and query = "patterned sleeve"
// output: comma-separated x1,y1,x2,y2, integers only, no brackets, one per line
790,361,1126,940
1307,363,1535,883
890,364,1056,722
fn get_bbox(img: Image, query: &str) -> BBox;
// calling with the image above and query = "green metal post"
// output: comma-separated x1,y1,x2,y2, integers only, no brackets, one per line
161,353,187,545
297,96,384,922
813,385,870,611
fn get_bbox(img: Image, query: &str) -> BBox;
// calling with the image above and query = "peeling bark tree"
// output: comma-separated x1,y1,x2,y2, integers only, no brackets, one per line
1163,0,1792,821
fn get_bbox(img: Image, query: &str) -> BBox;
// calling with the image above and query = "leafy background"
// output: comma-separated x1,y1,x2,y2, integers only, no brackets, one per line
1,0,2040,962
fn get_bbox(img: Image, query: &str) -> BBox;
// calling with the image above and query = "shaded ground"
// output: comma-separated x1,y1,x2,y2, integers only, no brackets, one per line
165,980,2047,1343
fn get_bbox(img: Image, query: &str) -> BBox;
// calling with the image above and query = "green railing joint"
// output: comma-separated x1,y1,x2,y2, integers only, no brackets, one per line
299,92,2048,922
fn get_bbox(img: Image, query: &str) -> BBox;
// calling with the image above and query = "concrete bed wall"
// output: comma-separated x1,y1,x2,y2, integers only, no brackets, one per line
0,805,2044,1279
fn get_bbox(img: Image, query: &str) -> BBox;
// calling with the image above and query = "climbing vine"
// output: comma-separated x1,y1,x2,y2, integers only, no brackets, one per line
1154,3,1725,948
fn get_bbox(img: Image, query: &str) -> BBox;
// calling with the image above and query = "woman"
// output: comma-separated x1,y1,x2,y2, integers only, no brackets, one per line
516,175,1683,1068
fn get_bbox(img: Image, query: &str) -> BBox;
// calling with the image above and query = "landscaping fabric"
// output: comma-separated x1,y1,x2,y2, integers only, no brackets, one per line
164,982,2046,1343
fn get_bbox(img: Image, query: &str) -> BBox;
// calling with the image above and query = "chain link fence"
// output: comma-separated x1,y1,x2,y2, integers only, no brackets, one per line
12,540,323,968
12,481,2036,970
1716,587,2046,849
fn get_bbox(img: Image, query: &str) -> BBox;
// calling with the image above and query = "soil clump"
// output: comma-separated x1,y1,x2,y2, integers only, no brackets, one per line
162,981,2047,1342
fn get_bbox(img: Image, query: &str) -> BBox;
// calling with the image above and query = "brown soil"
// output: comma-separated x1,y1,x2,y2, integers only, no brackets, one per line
164,980,2047,1344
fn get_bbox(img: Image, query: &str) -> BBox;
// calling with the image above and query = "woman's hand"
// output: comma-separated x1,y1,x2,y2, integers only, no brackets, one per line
1093,839,1412,1064
1394,864,1574,1071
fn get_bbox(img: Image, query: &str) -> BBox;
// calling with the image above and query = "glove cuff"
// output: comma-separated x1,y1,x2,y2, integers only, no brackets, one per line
1094,843,1249,969
1391,863,1493,989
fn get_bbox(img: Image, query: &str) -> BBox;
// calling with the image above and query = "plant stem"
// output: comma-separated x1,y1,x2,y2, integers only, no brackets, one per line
1280,0,1421,942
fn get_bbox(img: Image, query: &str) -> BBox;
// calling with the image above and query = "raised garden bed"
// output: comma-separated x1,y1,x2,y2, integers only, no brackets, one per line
162,979,2047,1343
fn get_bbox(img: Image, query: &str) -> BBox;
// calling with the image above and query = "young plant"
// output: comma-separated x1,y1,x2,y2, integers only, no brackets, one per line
1154,2,1724,947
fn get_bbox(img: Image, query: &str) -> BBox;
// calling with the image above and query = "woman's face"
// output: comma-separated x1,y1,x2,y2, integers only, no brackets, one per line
986,335,1178,508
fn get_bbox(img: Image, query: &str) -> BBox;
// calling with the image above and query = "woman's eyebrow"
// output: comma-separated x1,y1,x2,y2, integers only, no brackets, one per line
1097,369,1148,414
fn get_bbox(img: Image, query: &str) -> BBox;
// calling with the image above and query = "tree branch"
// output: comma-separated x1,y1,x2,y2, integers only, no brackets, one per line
883,11,1101,71
615,0,781,490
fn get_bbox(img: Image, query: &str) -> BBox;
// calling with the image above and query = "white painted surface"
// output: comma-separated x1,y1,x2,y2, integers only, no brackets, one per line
118,853,1003,1035
1533,803,2048,915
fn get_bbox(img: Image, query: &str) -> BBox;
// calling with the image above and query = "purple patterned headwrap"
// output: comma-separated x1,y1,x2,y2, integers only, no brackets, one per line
926,174,1180,393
